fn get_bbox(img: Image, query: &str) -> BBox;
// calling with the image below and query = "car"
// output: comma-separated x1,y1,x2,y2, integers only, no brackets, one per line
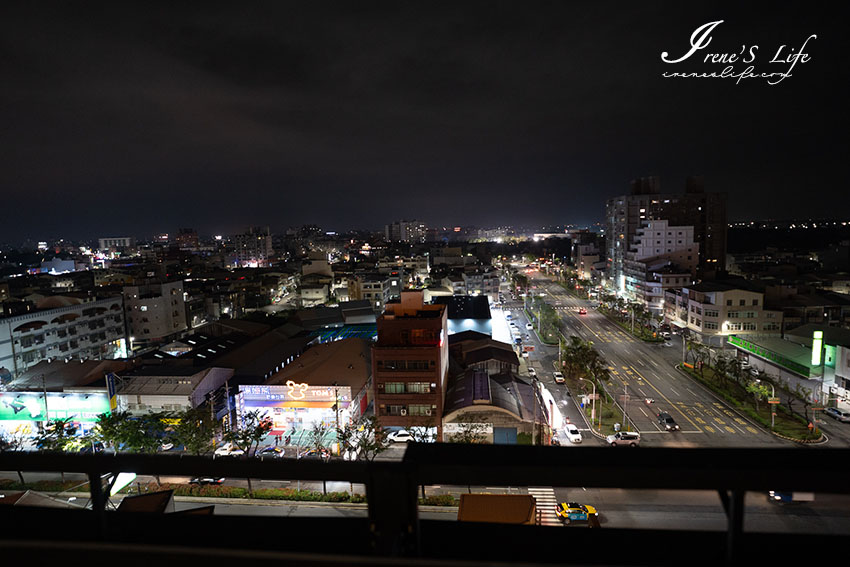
505,313,512,320
578,308,587,315
256,446,285,459
514,337,522,345
825,407,850,423
189,476,225,485
768,491,815,503
657,412,680,431
387,430,413,443
525,334,531,341
553,371,565,384
749,367,761,377
214,443,245,457
78,441,105,454
660,332,671,339
521,351,530,358
526,323,534,330
298,449,330,461
528,367,537,377
555,502,598,523
564,424,582,444
662,342,673,347
606,431,641,447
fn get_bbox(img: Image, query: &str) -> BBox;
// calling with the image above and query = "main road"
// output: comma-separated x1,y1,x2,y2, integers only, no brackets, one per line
518,270,791,448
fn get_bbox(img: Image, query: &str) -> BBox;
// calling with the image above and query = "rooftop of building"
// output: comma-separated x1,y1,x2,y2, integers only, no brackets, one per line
432,295,491,320
10,359,136,391
266,337,371,390
785,323,850,348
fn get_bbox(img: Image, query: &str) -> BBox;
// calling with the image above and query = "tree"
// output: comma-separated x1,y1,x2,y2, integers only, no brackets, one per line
91,411,130,451
339,415,389,462
714,356,729,389
224,410,272,456
34,418,79,453
746,381,771,413
169,407,218,456
446,417,489,444
125,412,171,454
795,384,814,423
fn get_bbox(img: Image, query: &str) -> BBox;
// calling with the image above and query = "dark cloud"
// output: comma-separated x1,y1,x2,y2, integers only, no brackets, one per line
0,1,842,241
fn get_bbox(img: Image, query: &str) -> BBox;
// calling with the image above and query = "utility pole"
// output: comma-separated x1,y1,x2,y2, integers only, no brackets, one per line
41,374,49,424
623,383,629,431
332,382,340,455
630,306,635,335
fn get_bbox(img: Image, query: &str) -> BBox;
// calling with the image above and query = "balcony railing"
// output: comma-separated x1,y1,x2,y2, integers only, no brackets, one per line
0,445,847,566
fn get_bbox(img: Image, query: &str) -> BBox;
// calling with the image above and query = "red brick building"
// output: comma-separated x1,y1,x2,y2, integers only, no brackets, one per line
372,291,448,436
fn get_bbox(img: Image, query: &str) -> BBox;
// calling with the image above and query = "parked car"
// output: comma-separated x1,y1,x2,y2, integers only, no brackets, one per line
298,449,330,461
662,342,673,348
564,424,582,444
526,323,534,330
553,371,565,384
189,476,225,485
528,367,536,377
521,351,530,358
214,443,245,457
387,430,413,443
555,502,598,523
606,431,641,447
256,446,285,459
749,367,760,377
768,491,815,503
825,407,850,423
657,412,680,431
78,442,105,454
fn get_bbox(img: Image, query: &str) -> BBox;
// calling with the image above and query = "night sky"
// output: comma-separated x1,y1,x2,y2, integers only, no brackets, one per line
0,2,843,241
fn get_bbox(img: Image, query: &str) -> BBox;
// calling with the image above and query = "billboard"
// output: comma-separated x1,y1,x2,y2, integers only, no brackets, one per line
0,391,110,422
236,383,352,434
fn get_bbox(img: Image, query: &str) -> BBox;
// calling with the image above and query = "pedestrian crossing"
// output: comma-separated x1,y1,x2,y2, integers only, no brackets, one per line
528,486,561,526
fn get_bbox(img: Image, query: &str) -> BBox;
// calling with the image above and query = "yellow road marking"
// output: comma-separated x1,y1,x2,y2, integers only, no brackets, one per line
724,426,736,434
746,427,759,434
705,426,716,433
714,418,726,425
628,364,702,432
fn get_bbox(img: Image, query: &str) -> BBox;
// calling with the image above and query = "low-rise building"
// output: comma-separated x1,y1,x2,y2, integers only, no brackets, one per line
123,280,188,347
665,281,782,347
1,295,126,378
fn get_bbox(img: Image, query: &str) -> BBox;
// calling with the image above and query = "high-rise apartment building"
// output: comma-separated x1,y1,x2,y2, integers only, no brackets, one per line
385,220,427,243
372,291,448,436
233,226,274,267
606,176,726,288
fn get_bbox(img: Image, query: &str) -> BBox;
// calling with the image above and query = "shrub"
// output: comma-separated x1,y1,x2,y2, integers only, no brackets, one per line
420,494,457,506
350,493,367,504
516,432,532,445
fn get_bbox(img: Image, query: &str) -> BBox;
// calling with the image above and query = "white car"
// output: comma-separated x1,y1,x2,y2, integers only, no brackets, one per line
553,371,565,384
214,443,245,457
522,351,530,358
526,323,534,330
387,430,413,443
528,367,537,377
564,424,582,444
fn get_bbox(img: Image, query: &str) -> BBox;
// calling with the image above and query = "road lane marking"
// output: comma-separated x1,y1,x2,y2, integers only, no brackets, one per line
628,364,701,432
669,387,680,396
686,388,696,396
639,407,648,417
650,359,659,367
637,359,645,366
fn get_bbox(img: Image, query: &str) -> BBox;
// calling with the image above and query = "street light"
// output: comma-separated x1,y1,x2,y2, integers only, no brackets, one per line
578,377,597,431
755,378,776,430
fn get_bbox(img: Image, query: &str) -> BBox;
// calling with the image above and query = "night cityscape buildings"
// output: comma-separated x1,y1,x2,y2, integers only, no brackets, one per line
0,3,847,565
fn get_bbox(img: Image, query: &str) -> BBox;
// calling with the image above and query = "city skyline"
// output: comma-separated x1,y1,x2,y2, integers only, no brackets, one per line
1,2,841,241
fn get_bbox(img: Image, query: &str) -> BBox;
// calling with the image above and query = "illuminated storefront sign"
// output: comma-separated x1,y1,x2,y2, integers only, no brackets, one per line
811,330,823,366
0,391,110,422
236,384,352,434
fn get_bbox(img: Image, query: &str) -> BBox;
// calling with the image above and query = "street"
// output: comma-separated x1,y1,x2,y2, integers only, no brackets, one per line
504,270,797,448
